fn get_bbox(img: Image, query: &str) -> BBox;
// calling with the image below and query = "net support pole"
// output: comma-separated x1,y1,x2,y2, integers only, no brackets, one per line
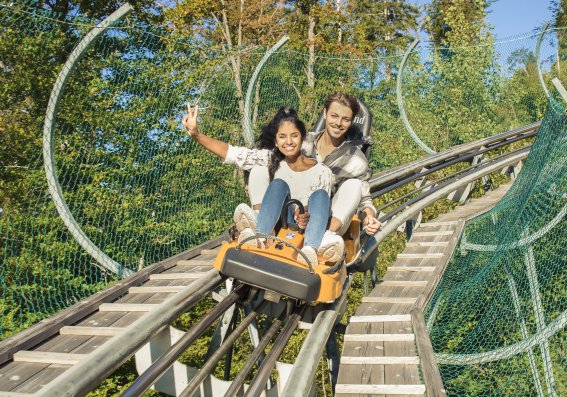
396,38,436,155
506,271,545,397
551,77,567,102
536,22,551,98
43,3,134,277
523,230,557,396
242,35,289,146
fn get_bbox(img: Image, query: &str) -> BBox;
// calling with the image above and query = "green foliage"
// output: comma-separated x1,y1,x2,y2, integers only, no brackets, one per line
425,97,567,395
1,1,566,396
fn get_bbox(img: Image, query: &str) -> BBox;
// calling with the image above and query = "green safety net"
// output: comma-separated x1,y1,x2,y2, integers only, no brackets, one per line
425,95,566,395
0,5,565,384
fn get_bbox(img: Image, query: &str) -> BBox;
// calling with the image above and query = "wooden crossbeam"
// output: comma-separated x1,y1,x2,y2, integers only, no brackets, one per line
349,314,412,323
59,326,123,336
149,273,206,280
405,241,449,247
344,334,415,342
387,266,436,272
412,231,453,236
13,351,85,365
379,280,428,287
397,253,444,258
418,221,458,227
98,303,160,312
340,356,420,365
128,286,185,294
335,384,426,394
361,296,417,304
200,249,218,256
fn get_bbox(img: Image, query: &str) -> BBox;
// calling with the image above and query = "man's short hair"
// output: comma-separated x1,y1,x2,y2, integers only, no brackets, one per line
323,93,360,117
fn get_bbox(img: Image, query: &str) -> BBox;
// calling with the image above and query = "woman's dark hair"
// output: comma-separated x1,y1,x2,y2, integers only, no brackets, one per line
323,92,360,117
256,107,307,180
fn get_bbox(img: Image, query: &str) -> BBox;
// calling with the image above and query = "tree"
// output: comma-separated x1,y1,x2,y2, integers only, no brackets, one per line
415,0,500,147
164,0,290,142
350,0,418,80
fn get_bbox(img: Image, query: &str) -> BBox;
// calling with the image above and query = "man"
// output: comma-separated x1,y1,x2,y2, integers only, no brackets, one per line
184,93,380,260
241,93,381,259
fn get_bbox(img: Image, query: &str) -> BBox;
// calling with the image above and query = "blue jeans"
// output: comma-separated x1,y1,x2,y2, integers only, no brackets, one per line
256,179,330,249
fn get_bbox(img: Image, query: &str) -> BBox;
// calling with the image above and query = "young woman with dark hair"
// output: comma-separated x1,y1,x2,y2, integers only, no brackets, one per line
184,105,342,265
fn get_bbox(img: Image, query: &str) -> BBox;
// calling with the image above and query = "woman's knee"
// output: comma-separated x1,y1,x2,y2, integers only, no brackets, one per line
309,189,330,201
308,189,331,210
270,178,290,190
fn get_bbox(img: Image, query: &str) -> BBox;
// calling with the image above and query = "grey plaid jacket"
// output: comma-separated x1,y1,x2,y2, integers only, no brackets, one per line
302,130,375,215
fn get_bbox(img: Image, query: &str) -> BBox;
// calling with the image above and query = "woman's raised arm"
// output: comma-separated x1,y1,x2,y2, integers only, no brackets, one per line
183,104,229,160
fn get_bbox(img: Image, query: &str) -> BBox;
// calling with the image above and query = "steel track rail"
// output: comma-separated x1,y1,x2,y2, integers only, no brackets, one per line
371,132,536,199
379,146,531,222
223,306,289,396
37,270,224,397
120,286,246,397
281,277,352,397
245,305,307,397
179,300,271,397
368,122,538,191
358,148,530,266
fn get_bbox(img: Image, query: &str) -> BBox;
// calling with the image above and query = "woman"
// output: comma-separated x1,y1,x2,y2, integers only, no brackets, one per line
183,105,343,266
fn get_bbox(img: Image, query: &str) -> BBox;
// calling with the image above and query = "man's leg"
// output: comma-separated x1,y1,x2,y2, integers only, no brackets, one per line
235,166,269,232
248,165,270,210
330,179,363,236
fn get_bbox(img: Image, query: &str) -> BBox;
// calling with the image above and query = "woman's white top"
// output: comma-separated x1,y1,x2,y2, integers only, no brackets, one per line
224,145,333,206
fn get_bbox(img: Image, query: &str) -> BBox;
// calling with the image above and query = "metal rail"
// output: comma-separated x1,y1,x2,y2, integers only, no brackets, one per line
371,132,535,200
223,307,288,396
379,146,531,222
281,277,352,397
358,148,530,266
245,305,306,397
179,300,271,397
368,122,538,191
121,286,245,397
36,269,224,397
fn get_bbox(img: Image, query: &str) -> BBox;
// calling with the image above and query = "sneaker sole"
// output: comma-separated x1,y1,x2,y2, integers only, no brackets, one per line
318,246,342,263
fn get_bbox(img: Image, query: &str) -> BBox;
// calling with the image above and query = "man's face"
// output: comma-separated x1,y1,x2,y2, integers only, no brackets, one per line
324,101,354,140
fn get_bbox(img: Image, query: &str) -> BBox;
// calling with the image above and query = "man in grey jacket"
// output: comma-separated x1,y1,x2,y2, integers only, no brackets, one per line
184,93,381,260
245,93,380,239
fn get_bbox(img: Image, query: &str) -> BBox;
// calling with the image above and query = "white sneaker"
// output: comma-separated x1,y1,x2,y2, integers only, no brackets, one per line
237,227,265,249
317,231,344,262
297,246,319,267
234,203,257,232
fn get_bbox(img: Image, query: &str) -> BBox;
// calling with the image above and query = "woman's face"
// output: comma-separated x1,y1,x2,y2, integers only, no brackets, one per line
275,121,303,158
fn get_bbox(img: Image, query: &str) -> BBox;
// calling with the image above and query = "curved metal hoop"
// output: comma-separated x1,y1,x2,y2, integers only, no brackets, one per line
461,203,566,252
43,3,134,277
242,36,290,146
536,22,551,98
396,38,436,155
436,308,567,365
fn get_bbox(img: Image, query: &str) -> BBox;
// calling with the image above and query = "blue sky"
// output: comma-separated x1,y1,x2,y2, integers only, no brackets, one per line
411,0,555,39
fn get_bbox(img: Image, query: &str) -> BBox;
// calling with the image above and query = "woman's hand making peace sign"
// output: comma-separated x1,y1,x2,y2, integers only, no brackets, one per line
183,103,199,138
